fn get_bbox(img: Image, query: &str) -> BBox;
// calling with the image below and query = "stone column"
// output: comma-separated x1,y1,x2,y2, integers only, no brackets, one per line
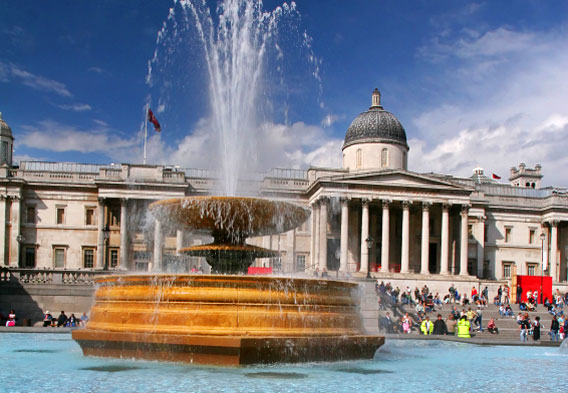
459,206,469,276
286,229,296,273
550,221,559,281
0,196,6,266
339,198,350,272
476,217,485,278
176,230,184,255
119,198,128,269
309,204,317,270
440,203,450,275
8,196,21,267
420,202,431,275
313,202,320,271
400,201,411,274
96,197,105,269
360,199,370,274
319,197,328,271
380,200,390,273
369,210,378,269
153,219,163,272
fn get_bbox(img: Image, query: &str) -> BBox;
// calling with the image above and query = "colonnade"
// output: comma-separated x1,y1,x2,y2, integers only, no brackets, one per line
310,197,471,276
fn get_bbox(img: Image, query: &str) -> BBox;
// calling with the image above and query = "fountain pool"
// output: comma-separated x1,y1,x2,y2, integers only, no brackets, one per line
3,334,568,393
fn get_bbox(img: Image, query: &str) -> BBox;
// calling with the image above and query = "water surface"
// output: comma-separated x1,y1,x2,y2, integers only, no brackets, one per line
1,334,566,393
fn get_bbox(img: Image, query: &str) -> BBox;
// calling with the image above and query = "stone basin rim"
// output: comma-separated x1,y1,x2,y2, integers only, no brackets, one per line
92,274,360,288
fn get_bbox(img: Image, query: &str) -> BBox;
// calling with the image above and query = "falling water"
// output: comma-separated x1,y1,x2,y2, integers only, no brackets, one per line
146,0,321,196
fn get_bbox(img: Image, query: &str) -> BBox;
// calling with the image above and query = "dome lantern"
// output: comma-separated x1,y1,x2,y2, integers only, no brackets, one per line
342,89,409,171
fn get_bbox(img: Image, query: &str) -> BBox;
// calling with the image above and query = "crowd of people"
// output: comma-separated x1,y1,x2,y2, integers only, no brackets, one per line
377,281,568,342
1,308,88,328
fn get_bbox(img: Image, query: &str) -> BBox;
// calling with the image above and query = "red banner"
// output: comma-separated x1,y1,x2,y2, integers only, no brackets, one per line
247,267,273,275
516,275,552,304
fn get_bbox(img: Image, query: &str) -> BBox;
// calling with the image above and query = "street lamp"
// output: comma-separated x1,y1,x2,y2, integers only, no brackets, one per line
16,235,25,267
102,225,110,271
540,232,546,304
365,236,373,279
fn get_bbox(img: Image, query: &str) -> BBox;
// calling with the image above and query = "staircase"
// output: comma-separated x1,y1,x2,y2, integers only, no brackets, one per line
378,293,564,346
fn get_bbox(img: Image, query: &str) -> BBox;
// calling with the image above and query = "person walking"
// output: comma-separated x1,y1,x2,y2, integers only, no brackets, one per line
433,314,448,335
532,316,541,341
549,315,560,341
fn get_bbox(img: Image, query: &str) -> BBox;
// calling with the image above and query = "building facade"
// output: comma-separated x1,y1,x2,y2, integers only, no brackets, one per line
1,90,568,289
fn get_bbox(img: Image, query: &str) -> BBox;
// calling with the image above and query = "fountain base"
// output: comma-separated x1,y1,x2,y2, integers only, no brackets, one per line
73,330,384,365
72,274,384,365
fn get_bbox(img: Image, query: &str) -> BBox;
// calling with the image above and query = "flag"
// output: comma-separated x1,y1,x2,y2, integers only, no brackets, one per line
492,173,501,180
148,109,161,132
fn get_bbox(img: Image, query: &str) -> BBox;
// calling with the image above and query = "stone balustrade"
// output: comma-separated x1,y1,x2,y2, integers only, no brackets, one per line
0,267,107,286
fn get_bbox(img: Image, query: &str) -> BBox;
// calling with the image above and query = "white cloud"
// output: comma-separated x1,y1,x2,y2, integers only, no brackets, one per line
410,26,568,187
57,103,92,112
88,66,103,73
19,120,138,155
139,117,342,172
1,62,72,97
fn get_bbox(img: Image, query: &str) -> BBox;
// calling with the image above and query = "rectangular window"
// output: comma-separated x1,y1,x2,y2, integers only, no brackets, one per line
24,247,36,268
296,255,306,272
26,206,35,224
527,263,537,276
85,208,95,226
502,261,513,278
468,224,474,239
529,229,536,245
110,249,119,268
1,141,8,163
504,227,512,243
53,247,65,268
56,207,65,224
83,248,95,268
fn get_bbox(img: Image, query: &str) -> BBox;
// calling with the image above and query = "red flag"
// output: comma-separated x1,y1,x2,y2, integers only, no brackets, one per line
492,173,501,180
148,109,161,132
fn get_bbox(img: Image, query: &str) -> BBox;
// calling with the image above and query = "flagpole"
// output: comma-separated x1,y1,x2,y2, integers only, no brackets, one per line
143,105,148,165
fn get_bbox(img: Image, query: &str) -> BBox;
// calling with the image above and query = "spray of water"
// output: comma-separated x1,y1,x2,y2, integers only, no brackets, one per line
146,0,321,196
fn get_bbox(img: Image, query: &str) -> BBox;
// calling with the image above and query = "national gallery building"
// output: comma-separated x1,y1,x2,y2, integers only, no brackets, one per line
1,89,568,289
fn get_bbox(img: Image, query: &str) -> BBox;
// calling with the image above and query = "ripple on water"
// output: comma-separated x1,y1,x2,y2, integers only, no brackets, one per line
13,349,60,354
245,372,308,379
79,365,142,373
334,367,393,375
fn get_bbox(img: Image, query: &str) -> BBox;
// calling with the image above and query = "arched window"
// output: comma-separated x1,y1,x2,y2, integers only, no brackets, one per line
381,148,388,168
356,149,362,168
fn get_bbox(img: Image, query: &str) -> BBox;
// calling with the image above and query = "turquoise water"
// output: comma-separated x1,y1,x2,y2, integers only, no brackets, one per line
1,334,567,393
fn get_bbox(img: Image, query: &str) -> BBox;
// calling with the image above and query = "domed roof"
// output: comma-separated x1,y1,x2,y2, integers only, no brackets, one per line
343,89,408,149
0,113,14,140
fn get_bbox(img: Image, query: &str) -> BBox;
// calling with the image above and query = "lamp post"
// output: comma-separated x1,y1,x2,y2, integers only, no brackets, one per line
16,234,25,267
365,236,373,279
540,232,546,304
102,225,110,271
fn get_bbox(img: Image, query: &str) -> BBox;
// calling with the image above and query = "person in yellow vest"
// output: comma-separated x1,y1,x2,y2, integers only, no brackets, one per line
421,316,434,335
457,315,471,338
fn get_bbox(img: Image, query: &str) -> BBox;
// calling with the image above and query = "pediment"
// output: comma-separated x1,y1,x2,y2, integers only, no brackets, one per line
324,170,472,192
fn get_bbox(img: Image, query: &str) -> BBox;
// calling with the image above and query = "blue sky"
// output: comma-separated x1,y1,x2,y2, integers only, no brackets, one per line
2,0,568,186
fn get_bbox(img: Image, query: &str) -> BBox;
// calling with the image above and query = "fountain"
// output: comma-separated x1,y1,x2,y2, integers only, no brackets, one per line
72,196,384,365
73,0,383,364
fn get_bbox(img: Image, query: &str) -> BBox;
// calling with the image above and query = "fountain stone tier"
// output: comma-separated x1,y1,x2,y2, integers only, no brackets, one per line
72,275,384,365
72,196,384,365
149,196,310,273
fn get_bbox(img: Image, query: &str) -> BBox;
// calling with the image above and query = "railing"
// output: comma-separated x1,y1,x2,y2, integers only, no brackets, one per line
0,268,108,285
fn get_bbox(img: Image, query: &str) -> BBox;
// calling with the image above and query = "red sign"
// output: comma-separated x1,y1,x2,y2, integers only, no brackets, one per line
516,275,553,304
247,267,273,275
